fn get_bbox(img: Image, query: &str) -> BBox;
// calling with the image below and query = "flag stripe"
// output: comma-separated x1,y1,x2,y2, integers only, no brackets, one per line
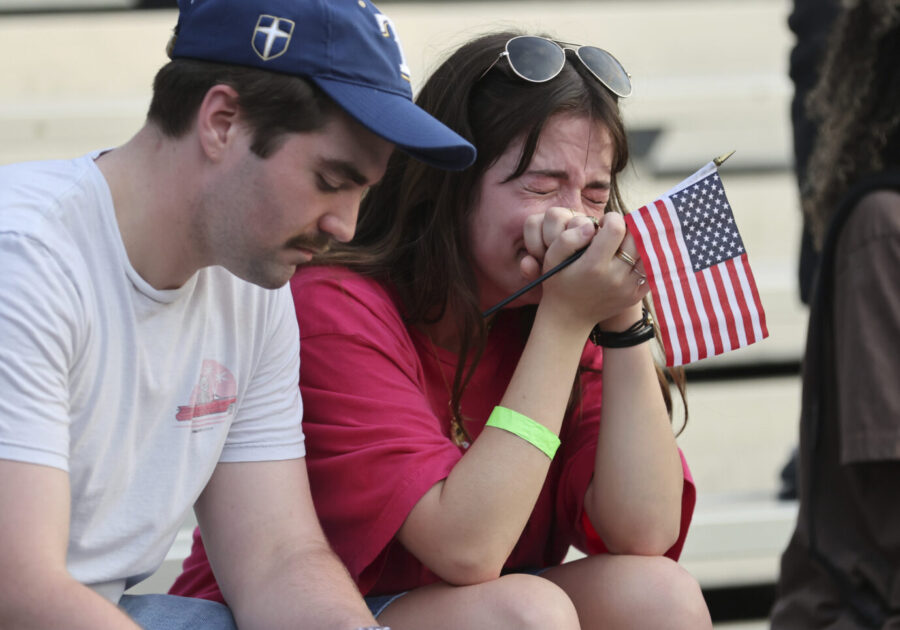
660,198,711,362
646,200,691,365
656,200,702,363
719,261,749,347
650,200,695,364
737,253,768,340
726,256,756,345
700,267,731,354
626,210,676,365
709,264,741,350
692,268,723,357
632,209,681,365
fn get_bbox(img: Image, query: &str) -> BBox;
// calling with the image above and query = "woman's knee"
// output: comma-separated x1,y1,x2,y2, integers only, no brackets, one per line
639,557,712,629
488,573,580,629
547,554,711,629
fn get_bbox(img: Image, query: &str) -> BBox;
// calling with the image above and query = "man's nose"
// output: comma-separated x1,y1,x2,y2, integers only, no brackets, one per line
319,200,359,244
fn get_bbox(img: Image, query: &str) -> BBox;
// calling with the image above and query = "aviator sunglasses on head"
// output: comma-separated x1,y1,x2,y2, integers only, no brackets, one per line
481,35,632,98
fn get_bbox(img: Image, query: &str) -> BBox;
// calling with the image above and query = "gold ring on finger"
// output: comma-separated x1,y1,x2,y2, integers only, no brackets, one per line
614,248,638,267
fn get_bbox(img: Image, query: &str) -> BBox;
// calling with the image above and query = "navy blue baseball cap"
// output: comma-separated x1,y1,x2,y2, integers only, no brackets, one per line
169,0,475,170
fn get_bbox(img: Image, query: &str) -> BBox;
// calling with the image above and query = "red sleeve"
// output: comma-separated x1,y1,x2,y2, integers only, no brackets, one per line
293,267,462,593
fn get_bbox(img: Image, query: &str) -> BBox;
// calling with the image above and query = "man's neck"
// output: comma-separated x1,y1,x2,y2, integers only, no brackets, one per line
95,125,208,290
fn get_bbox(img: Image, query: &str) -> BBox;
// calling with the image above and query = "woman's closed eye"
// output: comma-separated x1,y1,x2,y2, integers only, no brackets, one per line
583,193,609,208
523,185,557,196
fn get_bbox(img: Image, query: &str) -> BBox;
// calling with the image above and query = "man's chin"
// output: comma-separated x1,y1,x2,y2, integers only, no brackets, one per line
231,263,296,291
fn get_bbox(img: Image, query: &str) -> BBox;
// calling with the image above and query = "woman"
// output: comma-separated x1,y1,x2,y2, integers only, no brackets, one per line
172,31,710,629
771,1,900,627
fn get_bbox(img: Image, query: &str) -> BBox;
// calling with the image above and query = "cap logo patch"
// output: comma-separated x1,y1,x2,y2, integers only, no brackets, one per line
252,15,295,61
373,12,411,82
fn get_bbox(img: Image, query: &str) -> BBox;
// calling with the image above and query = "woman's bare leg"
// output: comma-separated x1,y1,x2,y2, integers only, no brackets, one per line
377,572,580,630
541,554,712,630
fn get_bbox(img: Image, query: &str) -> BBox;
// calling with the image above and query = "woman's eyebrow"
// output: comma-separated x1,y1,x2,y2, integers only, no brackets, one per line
526,168,569,180
526,169,610,188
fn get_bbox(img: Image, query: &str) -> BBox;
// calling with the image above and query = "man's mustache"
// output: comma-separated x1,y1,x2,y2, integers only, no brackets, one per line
286,233,335,257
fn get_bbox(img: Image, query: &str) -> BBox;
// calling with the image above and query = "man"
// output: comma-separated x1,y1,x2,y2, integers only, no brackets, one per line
0,0,474,628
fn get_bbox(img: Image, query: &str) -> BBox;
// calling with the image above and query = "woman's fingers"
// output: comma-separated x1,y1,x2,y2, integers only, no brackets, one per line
524,207,570,262
595,217,650,302
539,212,652,324
522,212,548,265
524,207,601,265
520,214,600,282
542,220,598,269
590,211,627,260
615,231,646,278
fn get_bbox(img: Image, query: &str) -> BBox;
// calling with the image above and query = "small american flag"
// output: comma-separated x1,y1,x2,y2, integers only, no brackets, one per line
625,161,768,366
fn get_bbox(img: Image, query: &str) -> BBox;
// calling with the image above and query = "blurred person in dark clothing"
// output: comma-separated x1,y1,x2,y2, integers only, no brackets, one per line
789,0,841,305
770,0,900,628
776,0,841,503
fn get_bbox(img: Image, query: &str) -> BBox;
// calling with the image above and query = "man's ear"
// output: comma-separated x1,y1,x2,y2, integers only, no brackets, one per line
195,84,243,162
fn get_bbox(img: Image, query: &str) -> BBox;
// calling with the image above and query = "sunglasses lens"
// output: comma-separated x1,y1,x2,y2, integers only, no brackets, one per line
576,46,632,97
505,36,566,82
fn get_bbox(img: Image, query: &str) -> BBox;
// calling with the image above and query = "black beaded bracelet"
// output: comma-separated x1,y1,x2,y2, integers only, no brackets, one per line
589,307,656,348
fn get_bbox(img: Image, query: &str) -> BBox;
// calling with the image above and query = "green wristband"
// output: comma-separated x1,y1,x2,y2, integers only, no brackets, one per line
485,406,561,459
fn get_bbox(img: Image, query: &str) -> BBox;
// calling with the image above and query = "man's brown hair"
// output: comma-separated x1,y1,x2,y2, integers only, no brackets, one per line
148,58,338,158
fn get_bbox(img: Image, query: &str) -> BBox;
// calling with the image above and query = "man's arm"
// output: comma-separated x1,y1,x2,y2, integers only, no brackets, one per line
0,459,141,629
195,457,378,630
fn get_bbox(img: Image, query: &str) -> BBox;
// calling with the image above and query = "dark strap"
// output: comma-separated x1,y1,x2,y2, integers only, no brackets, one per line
803,170,900,628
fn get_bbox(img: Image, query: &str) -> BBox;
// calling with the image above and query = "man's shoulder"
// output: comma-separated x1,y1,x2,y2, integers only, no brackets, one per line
0,154,97,198
0,153,101,235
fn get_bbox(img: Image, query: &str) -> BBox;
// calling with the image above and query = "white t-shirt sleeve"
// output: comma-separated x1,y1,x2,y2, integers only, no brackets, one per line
0,233,81,471
219,284,305,462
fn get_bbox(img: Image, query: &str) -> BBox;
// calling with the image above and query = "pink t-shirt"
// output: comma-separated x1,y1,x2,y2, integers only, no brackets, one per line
170,266,695,601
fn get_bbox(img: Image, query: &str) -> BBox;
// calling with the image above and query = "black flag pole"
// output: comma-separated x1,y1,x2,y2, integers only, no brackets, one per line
481,246,589,318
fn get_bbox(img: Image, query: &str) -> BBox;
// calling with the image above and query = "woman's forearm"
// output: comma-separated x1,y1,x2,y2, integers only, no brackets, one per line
584,340,684,555
398,307,593,583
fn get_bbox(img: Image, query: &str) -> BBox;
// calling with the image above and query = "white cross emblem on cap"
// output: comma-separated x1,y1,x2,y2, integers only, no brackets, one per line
252,15,295,61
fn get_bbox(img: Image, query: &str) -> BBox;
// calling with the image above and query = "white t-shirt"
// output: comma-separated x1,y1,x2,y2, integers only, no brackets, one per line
0,153,306,602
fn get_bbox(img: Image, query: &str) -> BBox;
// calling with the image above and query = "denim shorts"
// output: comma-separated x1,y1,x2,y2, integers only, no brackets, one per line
125,592,406,626
363,567,548,618
119,593,237,630
364,591,409,618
